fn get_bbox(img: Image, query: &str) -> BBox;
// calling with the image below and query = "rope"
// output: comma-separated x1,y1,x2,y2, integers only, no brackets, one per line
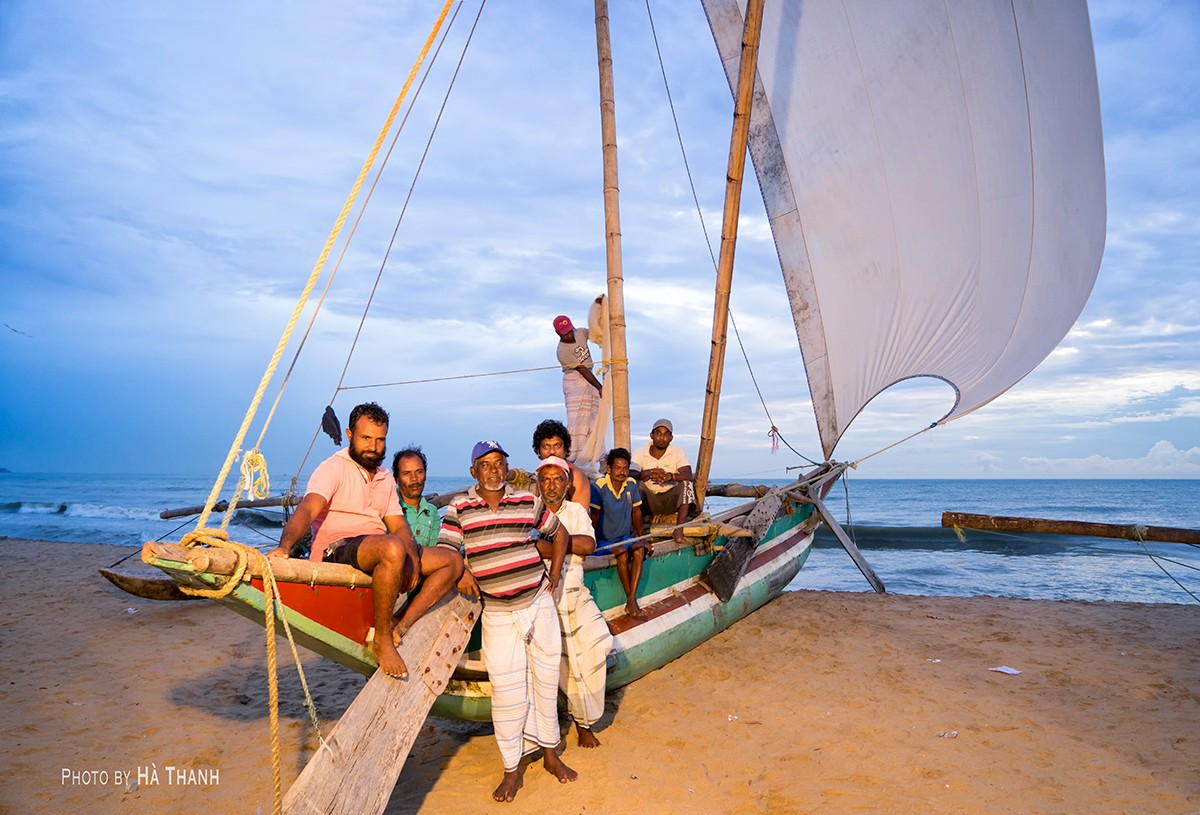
268,2,465,487
341,357,630,390
644,0,820,469
1130,526,1200,603
194,0,456,533
850,422,940,468
326,0,488,405
177,529,331,811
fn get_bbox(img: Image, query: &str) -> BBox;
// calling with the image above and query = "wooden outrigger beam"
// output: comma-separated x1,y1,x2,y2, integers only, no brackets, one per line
789,475,886,594
160,494,300,519
943,512,1200,545
281,591,480,815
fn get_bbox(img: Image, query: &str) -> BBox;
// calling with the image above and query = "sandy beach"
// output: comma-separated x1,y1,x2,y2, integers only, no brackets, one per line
1,537,1196,814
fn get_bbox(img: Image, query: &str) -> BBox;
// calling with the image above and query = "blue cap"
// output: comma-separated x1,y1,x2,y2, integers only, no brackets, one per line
470,440,508,464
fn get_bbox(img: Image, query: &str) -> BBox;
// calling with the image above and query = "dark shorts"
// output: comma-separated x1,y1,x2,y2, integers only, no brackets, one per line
322,535,369,569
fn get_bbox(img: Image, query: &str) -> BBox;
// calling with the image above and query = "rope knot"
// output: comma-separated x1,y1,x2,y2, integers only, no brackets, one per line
179,527,230,549
240,448,271,500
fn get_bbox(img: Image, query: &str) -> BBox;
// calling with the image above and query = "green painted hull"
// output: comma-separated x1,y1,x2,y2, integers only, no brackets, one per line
145,489,820,723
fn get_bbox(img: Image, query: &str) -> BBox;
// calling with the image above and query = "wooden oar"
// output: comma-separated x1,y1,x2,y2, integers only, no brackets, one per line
282,590,480,815
942,512,1200,545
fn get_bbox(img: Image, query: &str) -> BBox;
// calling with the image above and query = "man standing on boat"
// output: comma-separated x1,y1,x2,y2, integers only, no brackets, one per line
552,314,602,463
631,418,695,543
439,440,578,801
531,418,592,514
266,403,463,681
535,455,613,748
391,446,439,548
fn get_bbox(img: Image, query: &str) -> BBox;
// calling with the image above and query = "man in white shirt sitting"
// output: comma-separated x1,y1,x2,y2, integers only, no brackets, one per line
630,418,696,543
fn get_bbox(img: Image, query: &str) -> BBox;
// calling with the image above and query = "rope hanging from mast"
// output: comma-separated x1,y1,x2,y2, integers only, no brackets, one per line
644,0,821,471
192,1,458,532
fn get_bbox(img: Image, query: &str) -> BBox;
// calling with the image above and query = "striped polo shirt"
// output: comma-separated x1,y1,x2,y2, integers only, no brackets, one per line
438,484,562,610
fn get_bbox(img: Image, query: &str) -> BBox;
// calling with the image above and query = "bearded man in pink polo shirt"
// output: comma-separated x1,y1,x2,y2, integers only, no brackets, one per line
267,402,462,679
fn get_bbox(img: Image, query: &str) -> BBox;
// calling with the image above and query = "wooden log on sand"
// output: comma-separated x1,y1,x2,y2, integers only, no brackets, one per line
942,512,1200,545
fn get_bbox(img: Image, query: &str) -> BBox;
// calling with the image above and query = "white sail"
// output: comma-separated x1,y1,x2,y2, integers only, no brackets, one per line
702,0,1106,458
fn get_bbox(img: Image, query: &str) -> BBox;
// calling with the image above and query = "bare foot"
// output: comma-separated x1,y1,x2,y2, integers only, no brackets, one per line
575,723,601,748
625,599,646,618
492,768,524,802
542,748,577,784
371,636,408,679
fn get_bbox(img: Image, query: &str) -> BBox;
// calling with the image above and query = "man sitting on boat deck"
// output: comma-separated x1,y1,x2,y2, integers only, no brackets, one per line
439,440,578,801
531,418,592,514
631,418,696,544
266,403,463,681
552,314,603,463
391,446,439,548
590,447,650,617
536,455,613,749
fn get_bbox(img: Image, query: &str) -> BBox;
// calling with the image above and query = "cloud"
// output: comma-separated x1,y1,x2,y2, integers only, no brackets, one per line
1020,440,1200,477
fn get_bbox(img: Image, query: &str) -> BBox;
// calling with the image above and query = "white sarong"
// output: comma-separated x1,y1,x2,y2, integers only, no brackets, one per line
562,371,600,463
555,556,613,728
482,587,563,771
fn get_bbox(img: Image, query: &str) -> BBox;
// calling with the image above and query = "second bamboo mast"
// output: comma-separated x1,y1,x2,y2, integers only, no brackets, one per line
594,0,631,452
694,0,766,501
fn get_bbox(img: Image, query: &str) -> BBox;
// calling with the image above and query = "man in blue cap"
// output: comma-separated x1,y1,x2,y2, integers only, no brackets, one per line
438,440,577,802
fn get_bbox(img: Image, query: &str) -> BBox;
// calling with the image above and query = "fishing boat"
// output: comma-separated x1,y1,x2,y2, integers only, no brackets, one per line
142,0,1104,726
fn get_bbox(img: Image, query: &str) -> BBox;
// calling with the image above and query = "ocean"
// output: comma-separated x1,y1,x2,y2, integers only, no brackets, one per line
2,472,1197,605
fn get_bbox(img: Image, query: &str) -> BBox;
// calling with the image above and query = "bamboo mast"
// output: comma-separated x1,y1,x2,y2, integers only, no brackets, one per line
594,0,631,452
693,0,766,502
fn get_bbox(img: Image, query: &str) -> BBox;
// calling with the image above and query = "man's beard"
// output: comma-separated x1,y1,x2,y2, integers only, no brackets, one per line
478,472,506,491
350,445,385,471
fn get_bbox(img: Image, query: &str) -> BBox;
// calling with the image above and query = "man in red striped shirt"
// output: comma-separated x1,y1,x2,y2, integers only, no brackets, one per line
438,440,576,802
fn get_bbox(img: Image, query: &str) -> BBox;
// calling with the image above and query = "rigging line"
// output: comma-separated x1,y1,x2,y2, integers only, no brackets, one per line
342,364,569,390
341,357,626,390
284,6,468,492
255,0,464,482
644,0,821,468
851,422,940,468
328,0,488,404
1133,532,1200,604
194,0,457,533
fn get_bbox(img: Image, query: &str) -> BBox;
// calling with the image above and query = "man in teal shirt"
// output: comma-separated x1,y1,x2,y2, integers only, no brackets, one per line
392,447,440,548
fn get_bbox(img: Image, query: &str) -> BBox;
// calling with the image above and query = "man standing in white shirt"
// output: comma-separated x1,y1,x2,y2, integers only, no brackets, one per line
536,456,613,748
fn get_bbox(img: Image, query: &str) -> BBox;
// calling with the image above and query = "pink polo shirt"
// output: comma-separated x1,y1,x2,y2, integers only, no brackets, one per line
305,449,403,561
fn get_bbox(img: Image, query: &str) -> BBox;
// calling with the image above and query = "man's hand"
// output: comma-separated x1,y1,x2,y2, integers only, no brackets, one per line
547,569,561,595
266,545,290,559
457,571,480,600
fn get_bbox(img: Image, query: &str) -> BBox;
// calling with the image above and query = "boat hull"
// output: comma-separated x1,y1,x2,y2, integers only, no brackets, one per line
143,487,819,721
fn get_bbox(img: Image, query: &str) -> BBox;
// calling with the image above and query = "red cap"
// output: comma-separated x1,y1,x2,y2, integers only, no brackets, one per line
552,315,574,336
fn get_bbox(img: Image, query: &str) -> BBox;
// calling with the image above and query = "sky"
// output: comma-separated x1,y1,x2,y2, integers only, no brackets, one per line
1,0,1198,482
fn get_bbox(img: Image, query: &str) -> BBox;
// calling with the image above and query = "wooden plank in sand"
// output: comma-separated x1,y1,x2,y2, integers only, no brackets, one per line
283,590,480,815
942,511,1200,544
